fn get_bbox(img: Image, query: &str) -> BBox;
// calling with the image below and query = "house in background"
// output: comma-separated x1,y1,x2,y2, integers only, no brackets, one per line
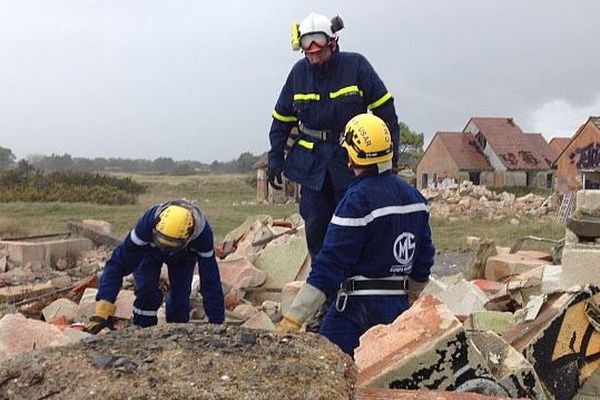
549,137,571,161
417,117,555,189
253,154,299,204
554,116,600,193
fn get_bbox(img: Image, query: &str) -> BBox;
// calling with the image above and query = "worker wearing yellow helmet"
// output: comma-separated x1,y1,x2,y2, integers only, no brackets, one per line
85,199,224,333
278,114,435,357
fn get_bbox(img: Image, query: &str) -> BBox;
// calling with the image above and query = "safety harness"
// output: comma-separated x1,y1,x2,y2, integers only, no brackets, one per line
335,275,408,312
299,123,340,143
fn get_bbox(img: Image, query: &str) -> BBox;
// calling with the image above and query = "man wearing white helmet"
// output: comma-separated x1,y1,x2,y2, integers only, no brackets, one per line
267,12,401,262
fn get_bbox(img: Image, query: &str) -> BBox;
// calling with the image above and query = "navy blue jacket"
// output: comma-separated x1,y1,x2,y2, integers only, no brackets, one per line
306,172,435,298
268,50,400,191
96,204,225,324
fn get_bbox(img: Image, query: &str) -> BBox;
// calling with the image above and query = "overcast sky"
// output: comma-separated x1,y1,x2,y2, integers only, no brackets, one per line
1,1,599,162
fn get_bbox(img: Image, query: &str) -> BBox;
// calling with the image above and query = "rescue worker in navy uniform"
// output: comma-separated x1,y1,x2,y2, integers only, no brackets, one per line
85,199,225,333
277,114,435,357
267,12,400,258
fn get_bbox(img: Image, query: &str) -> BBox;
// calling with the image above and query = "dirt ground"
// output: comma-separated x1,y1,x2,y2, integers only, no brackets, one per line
431,251,475,277
0,323,355,400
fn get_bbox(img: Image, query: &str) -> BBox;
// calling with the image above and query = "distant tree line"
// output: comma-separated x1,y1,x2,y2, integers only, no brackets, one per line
0,146,263,174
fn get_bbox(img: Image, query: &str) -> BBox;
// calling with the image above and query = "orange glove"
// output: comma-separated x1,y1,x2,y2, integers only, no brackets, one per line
276,316,302,333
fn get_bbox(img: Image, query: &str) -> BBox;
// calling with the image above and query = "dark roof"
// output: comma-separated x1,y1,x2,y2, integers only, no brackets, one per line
524,133,555,168
436,132,493,171
466,117,551,171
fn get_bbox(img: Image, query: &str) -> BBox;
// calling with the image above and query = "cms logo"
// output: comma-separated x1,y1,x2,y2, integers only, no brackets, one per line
393,232,416,265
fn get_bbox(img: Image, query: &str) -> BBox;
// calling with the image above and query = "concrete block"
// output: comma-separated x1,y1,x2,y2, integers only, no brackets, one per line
0,314,72,361
575,189,600,212
435,279,488,316
356,295,495,391
485,252,552,282
0,238,93,266
469,331,545,399
419,276,448,298
0,282,55,303
260,300,281,322
218,256,267,308
82,219,112,234
240,311,275,331
42,298,78,324
231,304,259,321
253,236,308,291
520,288,600,400
562,245,600,288
63,327,92,342
114,289,135,319
75,288,136,322
281,281,304,316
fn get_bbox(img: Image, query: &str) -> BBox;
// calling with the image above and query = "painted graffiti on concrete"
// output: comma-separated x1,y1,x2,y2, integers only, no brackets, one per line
569,142,600,169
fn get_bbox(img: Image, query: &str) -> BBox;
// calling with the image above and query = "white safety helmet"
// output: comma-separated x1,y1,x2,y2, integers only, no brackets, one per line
296,12,343,53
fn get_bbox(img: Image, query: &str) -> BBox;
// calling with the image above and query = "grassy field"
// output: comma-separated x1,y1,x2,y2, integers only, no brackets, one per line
0,173,566,252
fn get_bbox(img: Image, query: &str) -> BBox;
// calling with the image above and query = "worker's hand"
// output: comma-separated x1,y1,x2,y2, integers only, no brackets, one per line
276,316,302,333
408,278,429,306
84,315,112,334
84,300,116,334
267,167,283,190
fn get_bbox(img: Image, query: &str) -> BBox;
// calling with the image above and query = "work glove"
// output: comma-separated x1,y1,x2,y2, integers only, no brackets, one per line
276,316,302,333
267,167,283,190
84,300,116,334
277,283,326,333
408,277,429,306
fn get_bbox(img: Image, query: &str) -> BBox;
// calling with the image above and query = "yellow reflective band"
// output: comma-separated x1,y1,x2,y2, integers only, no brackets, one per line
330,85,363,99
272,110,298,123
293,93,320,101
368,92,393,110
297,139,314,150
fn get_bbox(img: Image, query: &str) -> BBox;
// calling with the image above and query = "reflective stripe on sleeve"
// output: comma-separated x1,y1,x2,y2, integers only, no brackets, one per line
331,203,430,227
293,93,320,101
130,229,149,246
198,249,214,258
272,110,298,123
367,92,393,110
329,85,363,99
132,307,158,317
297,139,314,150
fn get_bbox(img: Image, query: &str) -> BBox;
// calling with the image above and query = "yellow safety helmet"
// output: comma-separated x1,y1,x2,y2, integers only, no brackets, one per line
341,113,393,171
153,204,195,252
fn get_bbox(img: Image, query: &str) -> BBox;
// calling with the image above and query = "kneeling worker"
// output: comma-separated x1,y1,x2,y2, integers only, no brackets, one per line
278,114,435,356
85,199,225,333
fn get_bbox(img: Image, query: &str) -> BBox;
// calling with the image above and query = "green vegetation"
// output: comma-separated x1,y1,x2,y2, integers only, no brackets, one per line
0,168,146,205
490,186,554,198
0,172,565,251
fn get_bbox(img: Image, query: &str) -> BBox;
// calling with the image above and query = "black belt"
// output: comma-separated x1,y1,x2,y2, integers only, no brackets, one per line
341,279,408,292
299,124,340,143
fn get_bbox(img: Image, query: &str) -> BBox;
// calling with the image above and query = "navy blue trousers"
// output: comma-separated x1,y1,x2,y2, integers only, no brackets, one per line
299,172,349,257
319,295,409,357
132,251,196,327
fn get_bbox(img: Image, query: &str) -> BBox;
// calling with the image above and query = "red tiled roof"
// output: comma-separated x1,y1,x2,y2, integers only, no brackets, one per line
467,118,551,171
524,133,555,167
436,132,493,171
553,116,600,166
548,137,571,162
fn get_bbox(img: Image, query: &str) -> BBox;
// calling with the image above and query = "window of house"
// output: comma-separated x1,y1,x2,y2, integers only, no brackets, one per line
422,173,428,189
469,172,480,185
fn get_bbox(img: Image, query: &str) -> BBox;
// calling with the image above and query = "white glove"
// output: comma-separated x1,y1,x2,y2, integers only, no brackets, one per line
285,283,326,326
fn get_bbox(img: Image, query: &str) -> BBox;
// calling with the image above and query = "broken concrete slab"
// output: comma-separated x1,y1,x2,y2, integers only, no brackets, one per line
240,310,276,331
218,256,267,308
485,251,553,282
260,300,281,323
521,287,600,400
467,239,497,280
0,281,55,303
435,279,489,317
251,235,308,302
67,221,121,248
356,388,528,399
82,219,112,234
575,189,600,212
562,245,600,288
469,331,546,399
0,313,73,361
0,238,94,266
356,295,496,392
75,288,136,322
42,298,78,324
468,311,515,336
231,304,259,321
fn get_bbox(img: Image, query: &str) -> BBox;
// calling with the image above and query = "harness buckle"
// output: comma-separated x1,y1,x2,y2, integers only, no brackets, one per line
335,286,349,312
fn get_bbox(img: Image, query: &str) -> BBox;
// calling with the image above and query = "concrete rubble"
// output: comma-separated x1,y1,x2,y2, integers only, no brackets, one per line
421,181,554,220
2,194,600,399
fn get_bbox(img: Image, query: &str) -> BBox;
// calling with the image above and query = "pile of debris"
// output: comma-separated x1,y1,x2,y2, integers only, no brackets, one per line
420,181,553,219
352,189,600,399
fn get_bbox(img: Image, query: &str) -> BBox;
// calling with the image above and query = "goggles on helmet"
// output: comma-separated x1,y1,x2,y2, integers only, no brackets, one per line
341,128,392,160
300,32,330,52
